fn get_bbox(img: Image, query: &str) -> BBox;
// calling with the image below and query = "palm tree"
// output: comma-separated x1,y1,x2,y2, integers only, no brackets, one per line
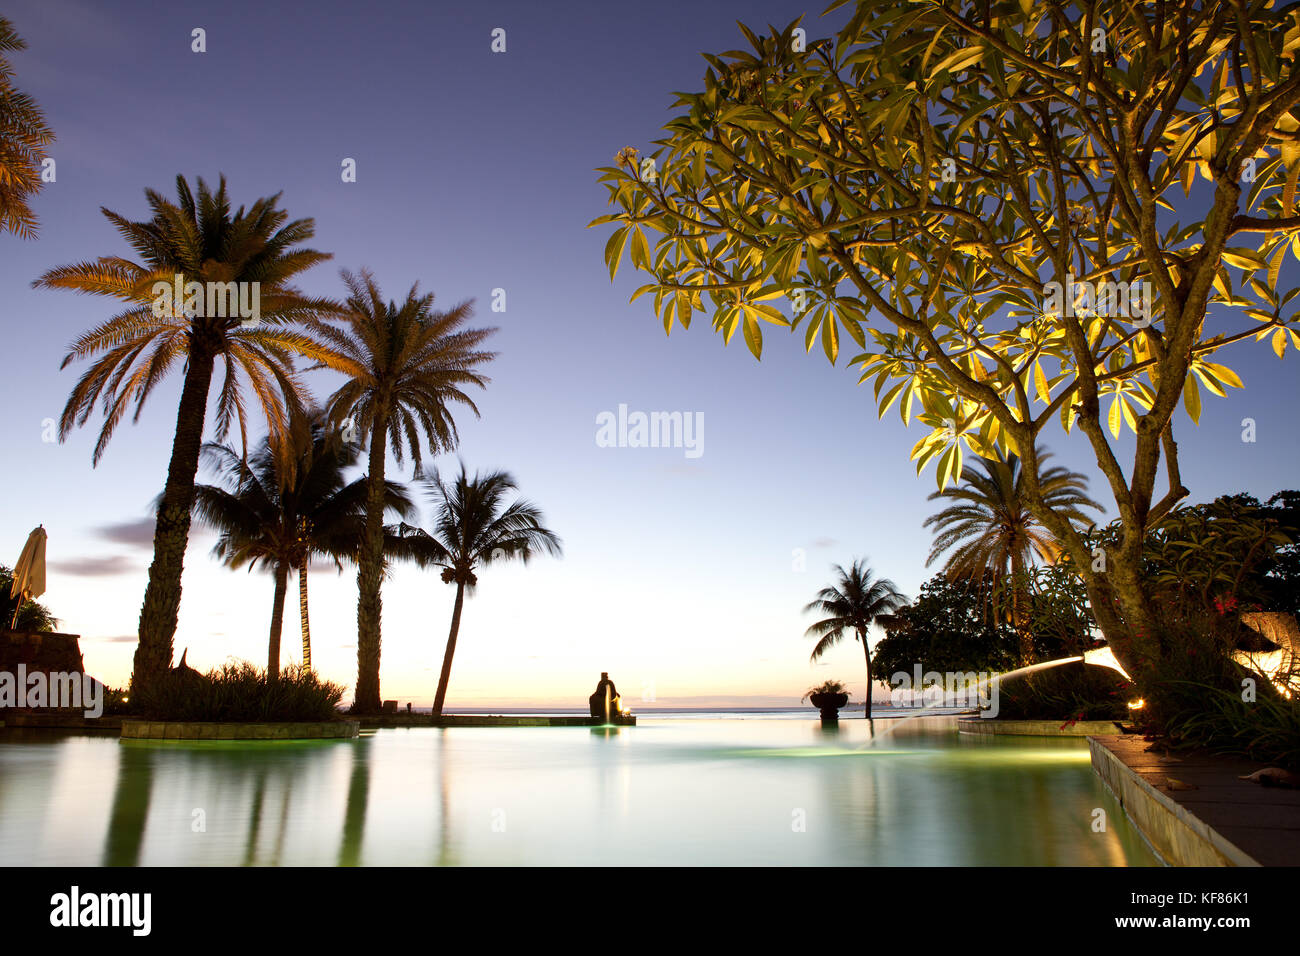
391,465,561,718
0,17,55,238
35,175,339,692
804,559,906,719
923,450,1101,661
307,270,496,713
191,412,412,678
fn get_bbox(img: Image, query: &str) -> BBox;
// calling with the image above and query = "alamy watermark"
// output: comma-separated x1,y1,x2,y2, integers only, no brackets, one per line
50,886,150,936
595,403,703,459
0,665,103,718
151,274,261,326
1042,272,1153,328
889,664,1000,718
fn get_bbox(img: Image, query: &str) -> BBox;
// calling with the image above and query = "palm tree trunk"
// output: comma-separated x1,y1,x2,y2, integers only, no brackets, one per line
1011,551,1032,663
133,348,217,693
353,415,388,713
432,581,466,719
268,561,288,679
861,628,872,720
299,562,311,671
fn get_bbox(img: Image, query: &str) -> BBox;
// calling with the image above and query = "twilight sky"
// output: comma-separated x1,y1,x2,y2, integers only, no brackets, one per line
2,0,1298,709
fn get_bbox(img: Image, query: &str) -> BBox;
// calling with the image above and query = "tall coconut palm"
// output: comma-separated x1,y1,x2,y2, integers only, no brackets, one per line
191,413,412,678
391,465,561,718
35,174,340,691
923,450,1102,661
0,17,54,238
307,270,496,713
804,559,907,719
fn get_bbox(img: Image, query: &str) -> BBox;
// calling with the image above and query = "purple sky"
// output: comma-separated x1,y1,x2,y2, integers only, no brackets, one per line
2,0,1298,708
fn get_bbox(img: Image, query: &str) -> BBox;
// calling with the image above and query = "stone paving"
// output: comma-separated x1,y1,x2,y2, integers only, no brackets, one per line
1092,734,1300,866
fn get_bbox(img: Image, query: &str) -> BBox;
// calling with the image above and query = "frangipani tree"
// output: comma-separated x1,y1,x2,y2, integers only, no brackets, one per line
592,0,1300,703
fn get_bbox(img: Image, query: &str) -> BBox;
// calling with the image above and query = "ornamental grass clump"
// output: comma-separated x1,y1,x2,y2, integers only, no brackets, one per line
132,660,344,722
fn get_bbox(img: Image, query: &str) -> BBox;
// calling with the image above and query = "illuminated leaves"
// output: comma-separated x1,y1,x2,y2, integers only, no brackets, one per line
591,1,1300,487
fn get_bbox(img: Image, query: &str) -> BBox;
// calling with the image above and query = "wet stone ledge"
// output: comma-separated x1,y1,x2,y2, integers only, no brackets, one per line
120,719,360,740
958,716,1124,737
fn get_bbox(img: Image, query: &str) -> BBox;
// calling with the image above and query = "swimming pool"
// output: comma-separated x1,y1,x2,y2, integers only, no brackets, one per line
0,717,1156,866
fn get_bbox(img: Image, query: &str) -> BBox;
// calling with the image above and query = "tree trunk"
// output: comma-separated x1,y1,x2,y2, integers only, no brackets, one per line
353,415,388,713
861,627,872,720
133,348,217,694
268,561,288,679
299,562,311,672
432,582,466,718
1011,550,1032,664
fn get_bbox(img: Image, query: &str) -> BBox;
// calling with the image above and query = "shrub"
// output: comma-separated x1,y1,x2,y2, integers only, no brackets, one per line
1160,683,1300,770
991,661,1133,721
132,660,345,722
802,679,850,702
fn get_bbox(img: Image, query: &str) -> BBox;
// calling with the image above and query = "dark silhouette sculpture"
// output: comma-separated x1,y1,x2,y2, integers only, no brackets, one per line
588,672,623,719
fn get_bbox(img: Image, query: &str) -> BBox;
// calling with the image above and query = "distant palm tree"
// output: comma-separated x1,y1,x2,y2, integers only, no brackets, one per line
306,269,496,713
804,559,906,719
192,413,412,678
391,465,561,718
35,175,339,692
0,17,55,238
923,450,1101,661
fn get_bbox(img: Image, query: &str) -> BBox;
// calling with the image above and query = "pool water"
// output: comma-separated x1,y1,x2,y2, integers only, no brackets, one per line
0,718,1157,866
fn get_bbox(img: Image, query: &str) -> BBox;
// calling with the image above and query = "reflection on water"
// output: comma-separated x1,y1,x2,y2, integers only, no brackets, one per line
0,719,1156,866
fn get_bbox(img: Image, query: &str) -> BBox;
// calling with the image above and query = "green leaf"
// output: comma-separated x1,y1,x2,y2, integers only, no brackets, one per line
743,315,763,360
1183,373,1202,423
1033,361,1050,404
629,228,650,271
1221,248,1266,271
821,311,839,364
604,227,629,281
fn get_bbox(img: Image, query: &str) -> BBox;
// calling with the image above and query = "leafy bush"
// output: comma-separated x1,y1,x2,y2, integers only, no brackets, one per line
873,575,1021,678
0,564,58,631
802,679,849,702
132,660,345,722
1160,683,1300,770
991,661,1133,721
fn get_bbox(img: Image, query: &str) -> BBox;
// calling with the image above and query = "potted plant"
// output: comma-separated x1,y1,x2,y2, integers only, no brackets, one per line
803,679,851,721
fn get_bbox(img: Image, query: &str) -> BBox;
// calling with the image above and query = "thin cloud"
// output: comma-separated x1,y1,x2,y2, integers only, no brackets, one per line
85,635,137,644
94,518,155,548
49,555,138,577
95,517,213,548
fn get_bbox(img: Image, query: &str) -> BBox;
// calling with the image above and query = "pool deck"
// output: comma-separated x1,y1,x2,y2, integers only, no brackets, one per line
1089,734,1300,867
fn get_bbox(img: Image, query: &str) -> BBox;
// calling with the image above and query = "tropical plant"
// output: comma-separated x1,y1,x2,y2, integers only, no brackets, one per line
36,175,339,692
801,678,849,702
872,574,1020,681
131,660,345,723
191,411,413,678
307,270,496,713
0,564,58,631
1143,494,1294,613
391,464,561,718
0,17,54,238
592,1,1300,715
925,450,1101,659
803,559,906,719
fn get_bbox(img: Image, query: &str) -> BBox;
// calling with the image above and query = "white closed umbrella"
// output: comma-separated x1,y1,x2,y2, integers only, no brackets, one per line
9,525,47,629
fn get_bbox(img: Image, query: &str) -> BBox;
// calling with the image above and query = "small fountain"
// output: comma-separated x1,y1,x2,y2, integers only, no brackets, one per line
862,648,1130,748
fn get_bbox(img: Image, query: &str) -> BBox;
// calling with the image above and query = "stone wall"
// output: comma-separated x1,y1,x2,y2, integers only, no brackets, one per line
0,631,85,674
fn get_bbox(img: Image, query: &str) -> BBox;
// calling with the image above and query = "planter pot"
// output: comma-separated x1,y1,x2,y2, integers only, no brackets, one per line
809,692,849,721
